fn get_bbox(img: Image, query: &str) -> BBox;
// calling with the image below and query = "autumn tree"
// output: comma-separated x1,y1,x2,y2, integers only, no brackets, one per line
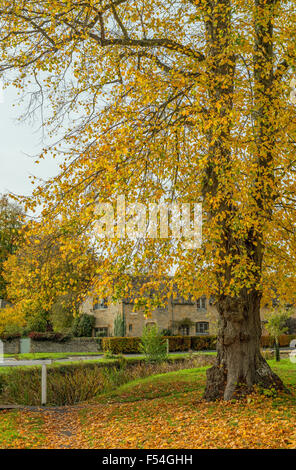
1,0,296,399
265,306,291,362
0,194,23,300
2,225,96,334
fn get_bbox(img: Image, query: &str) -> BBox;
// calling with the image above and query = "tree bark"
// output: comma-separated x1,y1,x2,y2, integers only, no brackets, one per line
203,290,285,401
202,0,285,400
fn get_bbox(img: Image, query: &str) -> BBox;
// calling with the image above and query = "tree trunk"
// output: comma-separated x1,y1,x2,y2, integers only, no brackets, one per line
201,0,286,401
203,290,285,401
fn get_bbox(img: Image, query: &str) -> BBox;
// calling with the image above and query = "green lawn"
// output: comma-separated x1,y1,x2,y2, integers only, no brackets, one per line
4,351,196,360
95,366,209,404
4,352,102,360
0,352,194,375
0,410,45,448
93,358,296,404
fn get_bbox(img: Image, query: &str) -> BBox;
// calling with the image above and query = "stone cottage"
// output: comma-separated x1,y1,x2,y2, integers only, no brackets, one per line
80,291,296,337
80,294,218,337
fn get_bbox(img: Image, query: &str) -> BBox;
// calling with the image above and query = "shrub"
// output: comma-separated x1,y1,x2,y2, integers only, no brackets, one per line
100,333,295,354
167,336,191,351
161,329,172,336
278,334,296,347
0,332,21,341
0,355,214,406
101,335,213,353
0,365,106,406
260,334,296,348
28,332,70,342
140,325,168,363
1,323,23,339
191,335,217,351
261,335,274,348
72,314,95,337
26,315,48,333
113,313,126,337
102,336,141,354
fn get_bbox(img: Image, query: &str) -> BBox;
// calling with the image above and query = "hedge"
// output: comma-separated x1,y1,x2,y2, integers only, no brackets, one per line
191,335,217,351
102,333,296,354
166,336,191,352
261,334,296,348
28,332,71,342
102,337,141,354
0,333,21,341
102,335,212,353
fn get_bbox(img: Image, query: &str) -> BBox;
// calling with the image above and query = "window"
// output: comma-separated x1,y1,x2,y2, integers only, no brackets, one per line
209,295,215,306
173,296,194,305
196,322,209,335
129,324,133,332
197,296,207,310
179,326,190,336
93,298,108,310
95,327,108,337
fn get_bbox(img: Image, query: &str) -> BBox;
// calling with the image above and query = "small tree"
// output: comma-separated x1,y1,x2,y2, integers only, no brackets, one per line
72,314,95,337
265,308,290,362
113,313,126,337
140,325,168,363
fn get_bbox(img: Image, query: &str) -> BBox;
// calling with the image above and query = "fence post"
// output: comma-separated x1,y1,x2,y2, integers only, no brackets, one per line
41,364,47,405
166,338,169,355
0,340,3,363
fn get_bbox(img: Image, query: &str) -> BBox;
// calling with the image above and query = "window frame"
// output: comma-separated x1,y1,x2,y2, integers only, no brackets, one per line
93,298,108,310
195,321,209,335
95,327,109,337
196,296,207,311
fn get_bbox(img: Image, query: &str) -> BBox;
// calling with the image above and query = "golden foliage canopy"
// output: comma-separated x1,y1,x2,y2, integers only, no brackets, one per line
1,0,296,306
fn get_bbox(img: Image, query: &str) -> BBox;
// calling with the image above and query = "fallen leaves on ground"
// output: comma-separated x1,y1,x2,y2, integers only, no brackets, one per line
1,369,296,449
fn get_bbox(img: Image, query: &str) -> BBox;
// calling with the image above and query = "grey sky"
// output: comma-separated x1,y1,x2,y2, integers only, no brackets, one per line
0,85,60,197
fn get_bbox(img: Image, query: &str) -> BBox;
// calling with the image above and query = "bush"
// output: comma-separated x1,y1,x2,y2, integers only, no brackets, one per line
1,323,23,339
261,334,296,348
113,313,126,337
102,336,141,354
0,364,106,406
28,332,70,342
100,333,295,354
0,332,21,341
26,315,48,333
101,335,215,353
191,335,217,351
72,314,95,337
161,329,172,336
0,355,214,406
167,336,191,351
140,325,168,363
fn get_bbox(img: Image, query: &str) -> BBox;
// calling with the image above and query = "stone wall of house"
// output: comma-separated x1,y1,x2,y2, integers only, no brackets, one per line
30,337,100,353
170,301,218,336
123,298,218,337
81,295,219,337
80,297,122,336
81,294,296,337
124,303,170,337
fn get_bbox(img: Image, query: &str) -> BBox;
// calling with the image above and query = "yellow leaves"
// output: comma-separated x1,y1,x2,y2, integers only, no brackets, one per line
1,0,296,308
0,304,26,335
